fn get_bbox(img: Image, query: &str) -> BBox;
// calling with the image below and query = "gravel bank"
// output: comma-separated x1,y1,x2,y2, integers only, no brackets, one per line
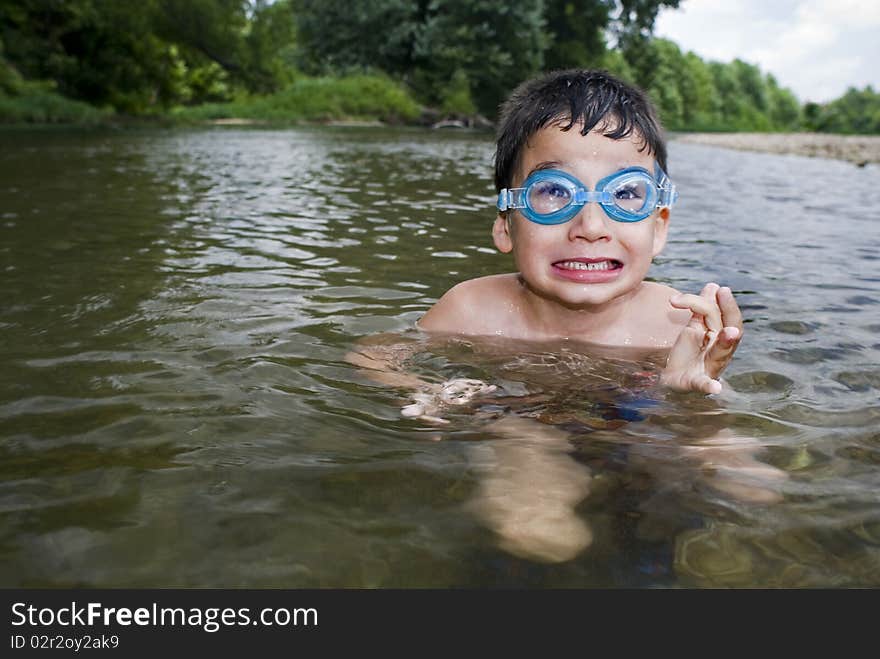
674,132,880,167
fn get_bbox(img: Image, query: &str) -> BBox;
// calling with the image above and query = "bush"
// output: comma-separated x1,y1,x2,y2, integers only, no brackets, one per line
439,70,476,117
172,74,421,123
0,81,111,124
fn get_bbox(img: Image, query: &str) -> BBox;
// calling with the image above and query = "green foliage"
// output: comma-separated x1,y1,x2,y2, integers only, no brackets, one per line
269,74,421,122
731,59,768,114
596,49,636,83
440,69,477,116
0,80,111,123
620,38,809,132
412,0,547,117
295,0,546,117
807,86,880,134
766,75,801,130
181,61,233,104
172,74,421,123
680,52,720,129
0,37,22,94
156,0,296,94
293,0,418,76
242,0,298,91
625,37,686,127
293,0,684,117
0,0,297,114
0,32,110,123
0,0,877,133
613,0,681,36
542,0,611,70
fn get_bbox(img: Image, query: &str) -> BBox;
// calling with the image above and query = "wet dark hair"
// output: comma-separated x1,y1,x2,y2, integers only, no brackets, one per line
494,69,668,192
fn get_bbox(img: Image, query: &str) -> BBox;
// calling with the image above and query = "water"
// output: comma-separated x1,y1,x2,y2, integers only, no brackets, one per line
1,126,878,587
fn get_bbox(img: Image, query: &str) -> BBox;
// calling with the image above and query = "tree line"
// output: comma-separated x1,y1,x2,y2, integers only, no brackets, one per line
1,0,877,133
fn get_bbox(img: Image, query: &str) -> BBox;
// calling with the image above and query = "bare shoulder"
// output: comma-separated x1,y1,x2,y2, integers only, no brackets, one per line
418,274,520,335
638,281,693,344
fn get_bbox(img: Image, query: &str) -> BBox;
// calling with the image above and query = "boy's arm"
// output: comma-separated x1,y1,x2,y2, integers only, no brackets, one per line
345,338,427,390
346,282,500,424
660,282,743,394
345,333,495,425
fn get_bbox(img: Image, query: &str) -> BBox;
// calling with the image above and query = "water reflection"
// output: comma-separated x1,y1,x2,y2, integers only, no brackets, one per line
0,127,879,586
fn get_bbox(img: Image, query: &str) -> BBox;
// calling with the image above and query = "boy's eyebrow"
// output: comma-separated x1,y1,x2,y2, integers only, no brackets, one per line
524,160,638,180
525,161,563,177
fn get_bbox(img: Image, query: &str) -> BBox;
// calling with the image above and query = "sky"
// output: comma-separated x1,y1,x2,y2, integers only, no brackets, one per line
653,0,880,103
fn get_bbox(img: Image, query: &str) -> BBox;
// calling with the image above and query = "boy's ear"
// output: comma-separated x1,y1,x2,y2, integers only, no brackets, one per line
492,214,514,253
652,208,670,257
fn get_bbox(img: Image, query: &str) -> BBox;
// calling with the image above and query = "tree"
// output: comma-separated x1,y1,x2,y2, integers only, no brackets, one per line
412,0,546,116
638,38,685,128
292,0,677,118
240,0,298,92
680,51,720,129
0,0,189,112
542,0,611,70
614,0,680,36
814,86,880,134
293,0,420,76
707,61,750,129
154,1,248,74
765,74,800,130
730,59,768,114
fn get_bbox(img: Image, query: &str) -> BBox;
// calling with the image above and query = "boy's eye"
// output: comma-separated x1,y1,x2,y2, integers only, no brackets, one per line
613,184,643,200
535,181,570,198
611,181,648,211
529,180,572,213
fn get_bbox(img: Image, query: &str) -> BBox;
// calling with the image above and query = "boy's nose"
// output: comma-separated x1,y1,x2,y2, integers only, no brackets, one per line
568,202,611,242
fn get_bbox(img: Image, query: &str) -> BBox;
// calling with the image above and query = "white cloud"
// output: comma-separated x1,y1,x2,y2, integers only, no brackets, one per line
654,0,880,103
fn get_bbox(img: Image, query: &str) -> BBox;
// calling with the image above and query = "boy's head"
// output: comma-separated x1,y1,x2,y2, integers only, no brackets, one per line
490,70,675,311
494,69,668,193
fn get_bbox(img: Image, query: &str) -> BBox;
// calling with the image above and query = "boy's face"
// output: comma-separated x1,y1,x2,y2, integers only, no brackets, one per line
492,121,670,310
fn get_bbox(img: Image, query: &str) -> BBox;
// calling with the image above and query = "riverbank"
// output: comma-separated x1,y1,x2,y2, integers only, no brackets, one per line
675,132,880,167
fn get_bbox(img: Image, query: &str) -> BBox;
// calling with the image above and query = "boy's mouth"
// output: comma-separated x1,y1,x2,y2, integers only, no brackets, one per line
551,258,623,282
553,258,622,271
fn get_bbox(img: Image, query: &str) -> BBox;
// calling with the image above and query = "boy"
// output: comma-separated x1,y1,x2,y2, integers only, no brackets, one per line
418,69,742,400
349,70,779,563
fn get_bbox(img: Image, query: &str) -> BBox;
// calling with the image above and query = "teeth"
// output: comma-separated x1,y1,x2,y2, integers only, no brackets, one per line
558,260,615,271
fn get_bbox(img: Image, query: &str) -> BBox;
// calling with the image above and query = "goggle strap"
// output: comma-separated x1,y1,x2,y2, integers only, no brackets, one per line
497,187,529,211
657,182,677,208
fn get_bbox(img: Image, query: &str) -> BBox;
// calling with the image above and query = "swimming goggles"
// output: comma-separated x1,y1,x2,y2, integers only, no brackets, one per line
496,165,678,224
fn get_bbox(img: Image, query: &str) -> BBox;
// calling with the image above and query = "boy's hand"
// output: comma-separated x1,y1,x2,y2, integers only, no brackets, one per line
661,283,743,395
401,378,497,425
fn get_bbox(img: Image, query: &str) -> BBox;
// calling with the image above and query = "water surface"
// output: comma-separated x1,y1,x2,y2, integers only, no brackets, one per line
1,126,879,587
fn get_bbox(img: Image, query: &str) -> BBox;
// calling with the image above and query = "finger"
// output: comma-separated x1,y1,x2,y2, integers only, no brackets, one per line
670,293,723,332
719,325,741,346
700,282,721,300
705,326,742,377
662,324,704,378
700,283,723,333
717,286,744,332
695,374,723,395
